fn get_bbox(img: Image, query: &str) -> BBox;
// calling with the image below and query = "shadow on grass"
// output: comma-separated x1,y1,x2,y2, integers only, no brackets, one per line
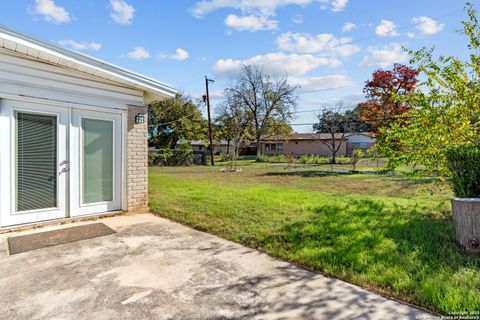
263,170,351,178
257,198,480,313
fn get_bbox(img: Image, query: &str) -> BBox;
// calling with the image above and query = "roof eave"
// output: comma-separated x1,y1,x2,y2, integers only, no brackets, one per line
0,25,177,102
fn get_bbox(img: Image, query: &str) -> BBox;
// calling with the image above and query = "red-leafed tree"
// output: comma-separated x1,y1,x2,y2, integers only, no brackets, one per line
358,64,419,131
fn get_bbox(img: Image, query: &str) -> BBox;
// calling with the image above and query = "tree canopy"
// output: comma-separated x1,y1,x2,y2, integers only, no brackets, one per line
148,93,208,149
377,2,480,175
224,64,298,157
358,64,419,132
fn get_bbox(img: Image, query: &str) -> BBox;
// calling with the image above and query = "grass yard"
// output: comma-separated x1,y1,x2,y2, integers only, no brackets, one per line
148,161,480,314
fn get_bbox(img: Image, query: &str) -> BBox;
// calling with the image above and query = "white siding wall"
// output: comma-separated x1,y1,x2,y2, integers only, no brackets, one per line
0,49,144,110
348,134,376,144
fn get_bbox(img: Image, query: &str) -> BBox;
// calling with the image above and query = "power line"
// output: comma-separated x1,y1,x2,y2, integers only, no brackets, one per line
150,9,463,128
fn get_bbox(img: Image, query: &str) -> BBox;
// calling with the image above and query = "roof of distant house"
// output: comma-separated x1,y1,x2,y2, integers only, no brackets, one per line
261,132,375,142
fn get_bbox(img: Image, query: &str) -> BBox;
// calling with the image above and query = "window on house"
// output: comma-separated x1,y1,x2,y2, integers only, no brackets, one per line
265,143,283,151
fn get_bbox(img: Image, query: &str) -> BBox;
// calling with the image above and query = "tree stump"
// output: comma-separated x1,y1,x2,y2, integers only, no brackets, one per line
451,198,480,254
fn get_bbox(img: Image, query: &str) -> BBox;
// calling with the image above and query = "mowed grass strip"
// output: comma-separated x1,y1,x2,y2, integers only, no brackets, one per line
148,166,480,314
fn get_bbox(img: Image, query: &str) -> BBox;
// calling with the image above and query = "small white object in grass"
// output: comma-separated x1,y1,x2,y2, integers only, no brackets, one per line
220,168,243,173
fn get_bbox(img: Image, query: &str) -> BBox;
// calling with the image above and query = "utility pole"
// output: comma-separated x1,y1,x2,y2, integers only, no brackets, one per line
204,76,215,166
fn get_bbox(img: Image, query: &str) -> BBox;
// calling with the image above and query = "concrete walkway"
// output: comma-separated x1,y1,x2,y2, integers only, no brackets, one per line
0,214,429,319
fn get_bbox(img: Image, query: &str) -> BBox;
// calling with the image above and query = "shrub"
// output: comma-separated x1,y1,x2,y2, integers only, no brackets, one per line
148,152,163,166
299,155,329,164
446,145,480,198
171,142,193,166
351,149,364,171
256,155,288,163
148,143,194,167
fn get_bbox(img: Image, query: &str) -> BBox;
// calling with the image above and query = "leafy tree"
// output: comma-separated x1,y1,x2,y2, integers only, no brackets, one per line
224,64,298,157
378,2,480,175
148,93,208,149
344,107,374,133
314,103,356,164
358,64,419,131
215,97,252,158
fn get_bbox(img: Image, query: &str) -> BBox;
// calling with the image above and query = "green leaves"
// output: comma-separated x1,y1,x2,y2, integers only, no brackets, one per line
446,145,480,198
378,3,480,177
148,93,208,149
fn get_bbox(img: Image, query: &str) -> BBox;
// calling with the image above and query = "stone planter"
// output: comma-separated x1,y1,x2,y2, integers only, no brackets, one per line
451,198,480,254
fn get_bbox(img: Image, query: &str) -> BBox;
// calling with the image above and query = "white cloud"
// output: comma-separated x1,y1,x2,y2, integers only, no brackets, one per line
225,14,278,31
33,0,70,23
407,32,416,39
342,22,356,32
192,0,314,17
276,32,360,57
375,20,398,37
331,0,348,12
289,75,354,92
360,43,408,68
159,48,190,61
110,0,135,25
292,14,303,24
213,52,341,77
127,47,150,60
59,40,102,51
412,16,444,35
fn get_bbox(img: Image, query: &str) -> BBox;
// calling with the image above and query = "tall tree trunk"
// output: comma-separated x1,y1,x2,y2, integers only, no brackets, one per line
256,134,262,158
331,136,337,164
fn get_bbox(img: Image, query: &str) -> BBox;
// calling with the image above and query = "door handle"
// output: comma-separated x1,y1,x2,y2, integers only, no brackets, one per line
60,167,70,174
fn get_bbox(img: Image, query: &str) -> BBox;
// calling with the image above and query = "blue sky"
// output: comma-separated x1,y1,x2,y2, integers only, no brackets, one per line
0,0,469,132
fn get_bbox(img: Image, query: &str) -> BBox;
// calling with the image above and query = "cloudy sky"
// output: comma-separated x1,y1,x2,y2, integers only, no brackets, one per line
1,0,468,132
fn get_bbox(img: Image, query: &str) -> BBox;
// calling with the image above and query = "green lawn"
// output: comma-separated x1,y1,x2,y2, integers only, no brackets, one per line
148,162,480,314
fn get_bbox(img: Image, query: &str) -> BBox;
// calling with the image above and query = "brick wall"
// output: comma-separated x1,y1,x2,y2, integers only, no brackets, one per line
127,105,148,212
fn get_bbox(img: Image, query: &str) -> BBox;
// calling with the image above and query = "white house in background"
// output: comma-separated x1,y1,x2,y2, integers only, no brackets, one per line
0,26,176,227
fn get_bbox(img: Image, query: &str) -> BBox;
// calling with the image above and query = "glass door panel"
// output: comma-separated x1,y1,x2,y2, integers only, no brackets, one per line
82,119,113,204
16,112,57,212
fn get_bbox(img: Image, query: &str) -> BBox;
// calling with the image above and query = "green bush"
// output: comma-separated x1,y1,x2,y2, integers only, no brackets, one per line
446,145,480,198
170,143,193,166
256,155,288,163
351,149,364,171
299,155,328,164
149,143,194,167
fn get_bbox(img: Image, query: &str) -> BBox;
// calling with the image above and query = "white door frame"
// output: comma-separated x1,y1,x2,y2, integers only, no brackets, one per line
69,108,122,217
0,97,126,227
0,100,69,226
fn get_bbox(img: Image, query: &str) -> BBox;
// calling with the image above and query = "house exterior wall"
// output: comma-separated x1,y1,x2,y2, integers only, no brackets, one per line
346,134,376,156
127,106,148,212
0,50,144,109
0,49,149,217
262,140,348,157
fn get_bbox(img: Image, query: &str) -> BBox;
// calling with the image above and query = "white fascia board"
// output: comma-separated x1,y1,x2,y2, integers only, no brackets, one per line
0,26,177,100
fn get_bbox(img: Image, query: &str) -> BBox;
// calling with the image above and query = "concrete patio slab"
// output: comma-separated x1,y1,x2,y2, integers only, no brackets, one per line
0,214,429,319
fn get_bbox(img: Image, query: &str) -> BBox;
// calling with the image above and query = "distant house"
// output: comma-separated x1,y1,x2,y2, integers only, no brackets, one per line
179,140,257,156
180,140,230,154
260,133,376,157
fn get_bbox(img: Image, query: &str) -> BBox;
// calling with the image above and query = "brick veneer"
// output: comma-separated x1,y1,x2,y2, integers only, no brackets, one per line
127,105,148,212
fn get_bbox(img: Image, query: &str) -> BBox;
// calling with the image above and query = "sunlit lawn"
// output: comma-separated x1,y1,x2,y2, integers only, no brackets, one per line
149,161,480,314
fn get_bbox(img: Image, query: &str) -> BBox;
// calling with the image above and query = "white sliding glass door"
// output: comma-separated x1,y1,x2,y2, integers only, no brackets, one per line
70,109,122,216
